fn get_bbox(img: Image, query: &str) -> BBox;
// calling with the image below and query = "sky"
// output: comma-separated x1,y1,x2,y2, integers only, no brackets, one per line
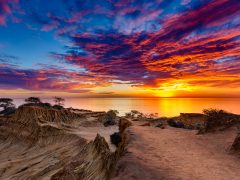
0,0,239,98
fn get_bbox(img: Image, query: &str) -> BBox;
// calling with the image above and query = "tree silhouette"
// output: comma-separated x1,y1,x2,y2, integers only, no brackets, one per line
25,97,41,104
53,97,65,106
0,98,15,110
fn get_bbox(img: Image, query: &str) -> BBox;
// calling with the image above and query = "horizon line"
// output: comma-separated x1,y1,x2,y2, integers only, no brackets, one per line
11,96,240,99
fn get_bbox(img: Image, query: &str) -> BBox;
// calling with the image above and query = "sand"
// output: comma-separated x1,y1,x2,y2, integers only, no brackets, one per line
114,124,240,180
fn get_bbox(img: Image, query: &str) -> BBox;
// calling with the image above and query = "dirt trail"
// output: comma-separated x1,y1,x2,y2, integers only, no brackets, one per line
114,125,240,180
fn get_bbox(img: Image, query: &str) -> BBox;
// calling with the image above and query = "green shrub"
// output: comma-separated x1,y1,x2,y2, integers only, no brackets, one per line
200,108,235,133
103,110,119,126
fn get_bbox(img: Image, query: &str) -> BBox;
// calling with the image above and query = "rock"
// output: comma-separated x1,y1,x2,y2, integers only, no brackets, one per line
167,119,184,128
0,106,85,144
51,134,113,180
165,113,207,130
110,132,121,147
155,123,165,129
231,131,240,152
119,118,132,133
178,113,206,130
140,122,150,126
52,118,132,180
0,109,132,180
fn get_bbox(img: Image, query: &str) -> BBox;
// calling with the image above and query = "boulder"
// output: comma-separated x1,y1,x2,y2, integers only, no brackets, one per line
110,132,122,147
167,119,185,128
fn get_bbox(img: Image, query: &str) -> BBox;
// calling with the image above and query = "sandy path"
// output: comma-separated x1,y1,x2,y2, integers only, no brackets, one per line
114,125,240,180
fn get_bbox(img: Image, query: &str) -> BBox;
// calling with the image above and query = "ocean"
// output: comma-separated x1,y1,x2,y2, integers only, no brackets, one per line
14,97,240,117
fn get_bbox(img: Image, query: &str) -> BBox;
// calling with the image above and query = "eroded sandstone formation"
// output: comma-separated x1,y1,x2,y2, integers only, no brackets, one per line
51,118,132,180
0,106,131,180
0,106,85,144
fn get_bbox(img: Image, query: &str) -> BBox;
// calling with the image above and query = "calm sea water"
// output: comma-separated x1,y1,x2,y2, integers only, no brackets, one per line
14,98,240,117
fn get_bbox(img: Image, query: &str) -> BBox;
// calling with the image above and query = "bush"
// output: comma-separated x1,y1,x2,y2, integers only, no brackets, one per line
199,108,237,133
0,98,15,115
103,110,118,127
25,97,41,104
40,103,52,109
0,106,16,115
125,110,143,118
203,108,228,117
0,98,15,110
203,108,229,127
52,105,64,110
53,97,65,106
20,102,53,109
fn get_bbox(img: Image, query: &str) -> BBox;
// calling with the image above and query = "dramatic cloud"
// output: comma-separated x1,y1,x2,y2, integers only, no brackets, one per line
52,0,240,88
0,0,240,96
0,63,112,92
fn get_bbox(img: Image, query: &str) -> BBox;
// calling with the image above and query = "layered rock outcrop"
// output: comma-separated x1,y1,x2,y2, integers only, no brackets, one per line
164,111,240,134
51,118,132,180
0,106,131,180
0,106,85,144
167,113,207,130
